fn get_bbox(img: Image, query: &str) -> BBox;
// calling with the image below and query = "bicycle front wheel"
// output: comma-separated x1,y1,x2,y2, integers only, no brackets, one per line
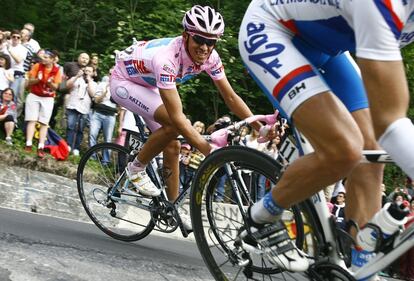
77,143,154,241
190,146,305,280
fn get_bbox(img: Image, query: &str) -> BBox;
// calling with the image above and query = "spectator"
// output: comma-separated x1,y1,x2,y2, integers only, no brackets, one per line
0,88,17,145
0,28,8,51
332,191,346,230
65,64,96,156
48,50,65,129
25,49,62,158
22,23,41,53
388,185,414,202
18,28,41,118
90,53,101,82
0,53,14,91
89,75,117,161
245,128,265,151
179,143,193,191
263,137,280,160
21,28,41,72
115,108,139,146
3,30,27,105
193,121,205,134
63,52,90,81
381,183,392,207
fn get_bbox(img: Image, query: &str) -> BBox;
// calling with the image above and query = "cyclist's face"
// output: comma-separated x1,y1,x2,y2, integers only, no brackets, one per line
184,32,215,65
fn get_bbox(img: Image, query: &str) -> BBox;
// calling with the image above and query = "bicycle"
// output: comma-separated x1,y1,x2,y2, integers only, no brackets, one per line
190,112,411,280
76,114,197,241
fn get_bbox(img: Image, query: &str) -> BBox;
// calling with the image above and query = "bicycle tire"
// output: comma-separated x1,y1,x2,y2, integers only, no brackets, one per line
77,142,155,241
190,146,308,280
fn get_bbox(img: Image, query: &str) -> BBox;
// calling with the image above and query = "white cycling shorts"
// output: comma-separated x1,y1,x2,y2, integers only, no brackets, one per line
239,3,331,118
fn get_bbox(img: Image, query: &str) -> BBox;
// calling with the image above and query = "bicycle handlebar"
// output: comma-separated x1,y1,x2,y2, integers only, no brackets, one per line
210,111,280,149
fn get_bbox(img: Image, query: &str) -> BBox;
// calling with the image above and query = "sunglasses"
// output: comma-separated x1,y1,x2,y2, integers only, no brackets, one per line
190,34,217,47
12,35,21,39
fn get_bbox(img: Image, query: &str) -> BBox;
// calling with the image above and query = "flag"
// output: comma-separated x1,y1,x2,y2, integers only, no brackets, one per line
44,128,69,160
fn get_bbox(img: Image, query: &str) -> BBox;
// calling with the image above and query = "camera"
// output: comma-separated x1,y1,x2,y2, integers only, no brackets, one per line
83,74,88,82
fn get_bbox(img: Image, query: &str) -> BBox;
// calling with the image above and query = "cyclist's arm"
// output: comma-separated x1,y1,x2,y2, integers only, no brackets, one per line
159,88,211,155
357,58,409,138
213,77,261,131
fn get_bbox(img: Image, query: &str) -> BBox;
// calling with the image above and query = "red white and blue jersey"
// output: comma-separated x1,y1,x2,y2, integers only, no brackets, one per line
112,36,225,90
262,0,414,60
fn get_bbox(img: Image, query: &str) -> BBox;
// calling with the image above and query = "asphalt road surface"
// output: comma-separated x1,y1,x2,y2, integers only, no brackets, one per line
0,207,214,281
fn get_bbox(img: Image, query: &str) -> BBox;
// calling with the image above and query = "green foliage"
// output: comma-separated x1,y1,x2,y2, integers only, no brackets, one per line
2,1,414,188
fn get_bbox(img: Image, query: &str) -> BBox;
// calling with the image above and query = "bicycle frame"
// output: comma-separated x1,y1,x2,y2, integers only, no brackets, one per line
283,124,414,280
120,114,196,236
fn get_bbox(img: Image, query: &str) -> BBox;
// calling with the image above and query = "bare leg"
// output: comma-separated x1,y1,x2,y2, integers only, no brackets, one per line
38,123,49,146
346,109,384,237
4,121,15,138
26,121,37,144
273,92,363,208
163,140,181,201
136,105,179,164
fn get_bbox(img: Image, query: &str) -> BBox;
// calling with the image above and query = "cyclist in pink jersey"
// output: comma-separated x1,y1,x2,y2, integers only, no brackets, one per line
111,6,268,230
237,0,414,275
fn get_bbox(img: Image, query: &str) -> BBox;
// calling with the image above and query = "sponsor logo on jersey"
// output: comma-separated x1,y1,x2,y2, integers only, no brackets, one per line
269,0,340,9
115,86,129,99
176,74,195,84
244,22,285,79
400,31,414,43
123,59,150,76
211,65,224,76
160,73,175,83
162,64,176,75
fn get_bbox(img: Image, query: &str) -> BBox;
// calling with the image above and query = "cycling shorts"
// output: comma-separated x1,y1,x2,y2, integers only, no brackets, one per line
110,77,162,132
238,3,368,119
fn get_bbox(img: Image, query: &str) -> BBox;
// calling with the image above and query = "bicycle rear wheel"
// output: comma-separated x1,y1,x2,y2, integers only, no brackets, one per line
190,146,306,280
77,143,155,241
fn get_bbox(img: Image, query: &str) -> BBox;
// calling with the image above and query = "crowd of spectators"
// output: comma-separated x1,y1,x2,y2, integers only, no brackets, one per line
0,23,116,160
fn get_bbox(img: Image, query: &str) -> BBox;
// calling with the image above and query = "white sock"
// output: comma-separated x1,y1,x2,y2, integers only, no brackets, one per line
128,158,146,173
379,117,414,179
26,140,32,146
38,143,44,149
251,192,284,224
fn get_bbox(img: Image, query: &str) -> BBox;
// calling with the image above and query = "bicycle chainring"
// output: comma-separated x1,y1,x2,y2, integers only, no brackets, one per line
307,261,356,281
149,200,179,233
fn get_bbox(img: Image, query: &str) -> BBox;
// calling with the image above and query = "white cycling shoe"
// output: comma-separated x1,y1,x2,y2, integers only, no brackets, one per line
125,163,161,197
240,209,309,272
179,212,193,232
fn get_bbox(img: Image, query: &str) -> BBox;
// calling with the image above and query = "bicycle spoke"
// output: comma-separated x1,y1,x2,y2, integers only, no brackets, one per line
77,143,155,242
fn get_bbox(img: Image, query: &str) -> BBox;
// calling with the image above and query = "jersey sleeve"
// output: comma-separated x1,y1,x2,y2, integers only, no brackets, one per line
354,0,408,61
205,50,226,80
53,68,63,85
29,63,40,78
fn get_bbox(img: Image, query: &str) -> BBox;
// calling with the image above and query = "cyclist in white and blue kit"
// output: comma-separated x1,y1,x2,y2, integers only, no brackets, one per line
238,0,414,276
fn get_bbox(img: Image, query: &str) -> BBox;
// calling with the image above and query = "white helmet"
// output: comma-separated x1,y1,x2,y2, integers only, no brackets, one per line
182,5,225,38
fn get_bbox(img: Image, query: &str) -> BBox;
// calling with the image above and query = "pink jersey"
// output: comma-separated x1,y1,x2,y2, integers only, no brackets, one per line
112,36,226,90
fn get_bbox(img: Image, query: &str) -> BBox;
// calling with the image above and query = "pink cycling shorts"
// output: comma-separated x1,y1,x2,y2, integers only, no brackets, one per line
110,77,163,132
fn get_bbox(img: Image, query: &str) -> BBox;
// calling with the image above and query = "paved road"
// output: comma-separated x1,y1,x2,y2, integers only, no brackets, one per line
0,165,406,281
0,207,214,281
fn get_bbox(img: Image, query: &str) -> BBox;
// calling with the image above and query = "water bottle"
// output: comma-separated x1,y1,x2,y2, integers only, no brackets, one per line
356,201,409,252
